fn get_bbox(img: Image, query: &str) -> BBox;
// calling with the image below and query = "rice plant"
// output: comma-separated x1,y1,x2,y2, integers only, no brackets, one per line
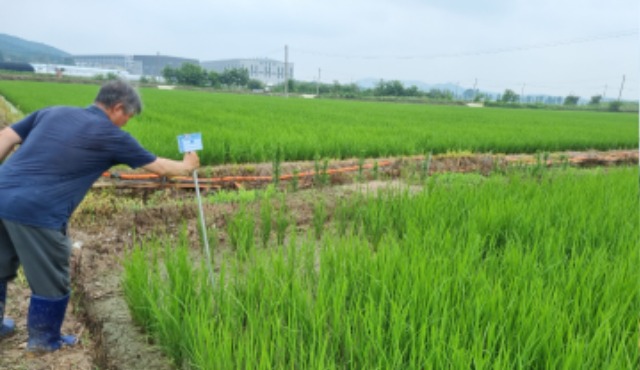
226,205,255,259
275,195,290,246
0,80,636,166
260,193,273,248
123,167,639,369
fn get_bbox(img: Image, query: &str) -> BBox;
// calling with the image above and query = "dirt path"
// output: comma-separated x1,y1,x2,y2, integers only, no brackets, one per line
0,263,95,369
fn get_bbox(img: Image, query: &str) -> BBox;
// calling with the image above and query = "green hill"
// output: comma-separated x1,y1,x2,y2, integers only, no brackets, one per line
0,33,72,64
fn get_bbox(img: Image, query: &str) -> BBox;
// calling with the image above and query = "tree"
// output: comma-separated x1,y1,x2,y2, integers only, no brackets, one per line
473,92,489,102
178,63,208,86
247,79,264,90
162,63,209,86
405,85,420,97
501,89,519,103
286,78,295,92
331,81,343,95
608,101,622,112
373,80,387,96
208,71,220,87
589,95,602,105
219,68,250,87
342,83,360,96
462,89,476,101
162,66,177,84
563,95,580,106
425,89,453,100
374,80,406,97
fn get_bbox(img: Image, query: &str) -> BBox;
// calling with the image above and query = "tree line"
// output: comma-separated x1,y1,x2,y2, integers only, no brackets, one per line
160,63,628,111
495,88,622,111
161,63,264,89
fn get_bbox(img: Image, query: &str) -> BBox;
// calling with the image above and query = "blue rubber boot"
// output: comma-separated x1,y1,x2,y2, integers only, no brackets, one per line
0,280,15,338
26,294,77,352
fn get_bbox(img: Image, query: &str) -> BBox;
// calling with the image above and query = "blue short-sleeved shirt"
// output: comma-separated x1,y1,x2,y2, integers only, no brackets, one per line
0,105,157,230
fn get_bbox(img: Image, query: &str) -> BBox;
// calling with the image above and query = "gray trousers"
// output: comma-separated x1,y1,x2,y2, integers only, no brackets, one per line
0,219,71,297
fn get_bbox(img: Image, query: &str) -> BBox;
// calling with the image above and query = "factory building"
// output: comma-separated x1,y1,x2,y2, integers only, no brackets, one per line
201,58,293,86
72,54,198,77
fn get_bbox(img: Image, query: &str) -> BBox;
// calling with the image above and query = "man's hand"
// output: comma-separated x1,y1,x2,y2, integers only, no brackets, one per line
183,152,200,172
143,151,200,177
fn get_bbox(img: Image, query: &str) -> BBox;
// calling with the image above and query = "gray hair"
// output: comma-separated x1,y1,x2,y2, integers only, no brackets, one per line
94,79,143,115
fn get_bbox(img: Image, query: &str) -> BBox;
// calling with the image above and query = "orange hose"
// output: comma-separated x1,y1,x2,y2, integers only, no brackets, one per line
101,160,394,184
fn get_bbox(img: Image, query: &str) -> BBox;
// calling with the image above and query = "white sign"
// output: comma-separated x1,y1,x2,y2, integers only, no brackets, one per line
177,133,203,153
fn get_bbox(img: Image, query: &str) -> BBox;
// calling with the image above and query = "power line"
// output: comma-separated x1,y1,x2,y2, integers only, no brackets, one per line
293,28,638,61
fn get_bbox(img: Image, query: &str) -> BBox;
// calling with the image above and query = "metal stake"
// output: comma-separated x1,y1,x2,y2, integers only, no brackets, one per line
193,170,215,287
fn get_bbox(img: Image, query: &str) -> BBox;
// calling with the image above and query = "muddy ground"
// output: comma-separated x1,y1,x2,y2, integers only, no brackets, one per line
0,150,637,370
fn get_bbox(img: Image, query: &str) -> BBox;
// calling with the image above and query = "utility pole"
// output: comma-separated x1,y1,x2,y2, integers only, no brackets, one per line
316,68,321,96
521,83,526,103
602,84,607,99
284,44,289,97
617,74,625,101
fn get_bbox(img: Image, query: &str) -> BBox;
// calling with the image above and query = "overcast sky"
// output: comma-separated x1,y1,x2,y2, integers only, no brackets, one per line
2,0,638,99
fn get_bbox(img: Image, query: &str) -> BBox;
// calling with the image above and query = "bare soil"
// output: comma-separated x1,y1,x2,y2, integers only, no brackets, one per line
0,149,637,369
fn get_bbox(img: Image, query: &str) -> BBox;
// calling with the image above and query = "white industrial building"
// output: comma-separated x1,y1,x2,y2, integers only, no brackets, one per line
201,58,293,86
72,54,198,77
31,63,137,80
30,55,294,86
73,54,142,75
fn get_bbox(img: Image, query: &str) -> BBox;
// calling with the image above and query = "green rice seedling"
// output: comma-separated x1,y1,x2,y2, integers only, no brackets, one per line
372,160,379,180
226,205,255,259
275,196,290,246
558,153,570,169
312,198,326,240
333,200,351,237
122,240,161,329
359,191,389,248
357,153,366,182
260,193,273,248
122,229,201,366
157,234,200,364
1,81,637,166
421,151,432,180
321,158,330,186
205,225,218,263
207,188,257,204
529,151,548,177
290,168,300,192
492,155,506,175
121,166,640,368
272,145,283,187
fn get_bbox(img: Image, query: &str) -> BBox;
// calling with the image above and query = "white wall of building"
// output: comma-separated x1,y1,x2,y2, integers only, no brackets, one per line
201,58,293,86
31,64,140,80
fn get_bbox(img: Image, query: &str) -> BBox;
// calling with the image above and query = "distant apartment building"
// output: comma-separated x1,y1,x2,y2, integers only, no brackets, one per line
72,54,198,77
201,58,293,86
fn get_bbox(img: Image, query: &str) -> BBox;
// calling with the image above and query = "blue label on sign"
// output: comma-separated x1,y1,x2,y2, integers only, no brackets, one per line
177,133,203,153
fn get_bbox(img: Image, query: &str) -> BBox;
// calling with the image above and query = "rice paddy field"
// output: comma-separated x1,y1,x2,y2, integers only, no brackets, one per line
0,80,637,165
0,80,638,369
123,167,639,369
